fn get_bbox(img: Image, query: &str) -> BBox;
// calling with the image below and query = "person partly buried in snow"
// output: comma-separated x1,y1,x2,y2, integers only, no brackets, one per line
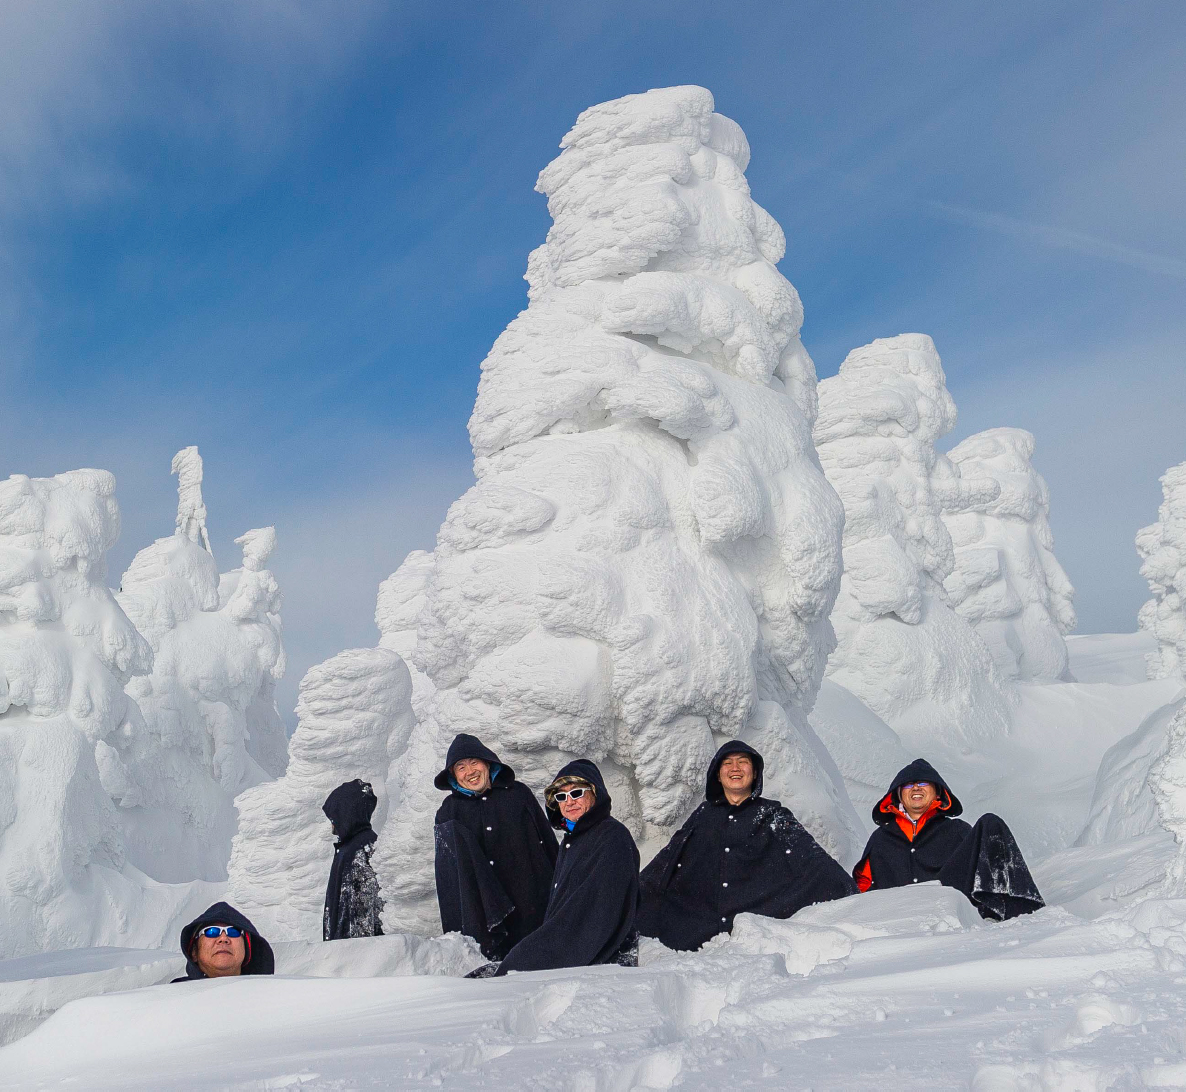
852,758,1045,921
636,741,857,951
172,902,276,981
433,734,558,961
465,759,640,978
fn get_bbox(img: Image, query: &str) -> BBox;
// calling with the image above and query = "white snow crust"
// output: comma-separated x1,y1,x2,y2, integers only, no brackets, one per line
814,334,1013,751
944,427,1076,682
1137,461,1186,680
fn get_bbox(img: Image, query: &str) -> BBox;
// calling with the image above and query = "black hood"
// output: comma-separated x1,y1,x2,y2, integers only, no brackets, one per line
434,734,516,791
705,740,764,803
179,902,275,977
322,779,378,843
545,759,612,831
873,758,963,825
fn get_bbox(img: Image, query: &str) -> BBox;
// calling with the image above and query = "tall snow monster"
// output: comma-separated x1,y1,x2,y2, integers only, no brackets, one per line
942,428,1076,682
1137,462,1186,680
814,334,1013,752
376,85,858,933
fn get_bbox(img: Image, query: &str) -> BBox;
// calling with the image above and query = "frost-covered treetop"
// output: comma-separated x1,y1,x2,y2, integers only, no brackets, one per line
171,446,212,552
1137,461,1186,679
947,429,1052,522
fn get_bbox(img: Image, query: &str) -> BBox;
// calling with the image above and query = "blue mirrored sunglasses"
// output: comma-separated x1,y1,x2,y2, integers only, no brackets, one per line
199,926,243,939
901,781,934,791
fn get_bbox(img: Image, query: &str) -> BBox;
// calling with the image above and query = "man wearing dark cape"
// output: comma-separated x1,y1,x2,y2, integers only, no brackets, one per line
637,740,857,951
852,758,1044,922
323,779,384,940
433,734,558,960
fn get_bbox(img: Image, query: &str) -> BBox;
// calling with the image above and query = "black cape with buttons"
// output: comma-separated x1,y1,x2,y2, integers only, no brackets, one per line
323,779,384,941
853,758,1045,922
433,734,558,960
492,759,640,975
636,740,857,952
172,901,275,981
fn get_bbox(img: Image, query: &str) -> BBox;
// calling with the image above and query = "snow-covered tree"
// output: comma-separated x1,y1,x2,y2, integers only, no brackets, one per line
111,448,286,882
1137,462,1186,680
814,334,1013,751
374,85,860,932
942,427,1076,682
0,469,153,955
226,646,414,941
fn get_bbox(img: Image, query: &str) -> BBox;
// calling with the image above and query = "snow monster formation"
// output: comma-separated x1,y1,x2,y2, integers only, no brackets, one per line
0,469,154,956
227,646,415,941
814,334,1013,752
112,448,287,883
1137,462,1186,680
375,85,858,933
942,428,1076,682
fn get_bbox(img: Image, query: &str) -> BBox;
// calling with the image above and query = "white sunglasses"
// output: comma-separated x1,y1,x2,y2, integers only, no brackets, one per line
553,787,589,802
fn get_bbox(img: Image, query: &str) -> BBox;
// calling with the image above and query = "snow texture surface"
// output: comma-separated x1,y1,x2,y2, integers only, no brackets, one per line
1137,461,1186,680
376,85,858,932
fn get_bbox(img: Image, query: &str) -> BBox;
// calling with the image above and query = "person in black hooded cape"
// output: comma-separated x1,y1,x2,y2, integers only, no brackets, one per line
468,759,640,977
172,901,275,981
323,778,384,940
852,758,1044,922
636,740,857,952
433,734,558,961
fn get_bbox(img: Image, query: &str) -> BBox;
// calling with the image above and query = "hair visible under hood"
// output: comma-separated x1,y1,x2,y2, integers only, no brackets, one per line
178,901,275,977
705,740,765,802
322,779,378,844
434,734,515,791
544,759,611,830
872,758,964,826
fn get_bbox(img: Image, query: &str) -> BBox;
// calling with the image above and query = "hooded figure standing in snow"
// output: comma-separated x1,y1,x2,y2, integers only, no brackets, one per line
172,901,275,981
637,741,857,951
853,759,1044,922
322,779,384,940
467,760,640,977
433,734,558,960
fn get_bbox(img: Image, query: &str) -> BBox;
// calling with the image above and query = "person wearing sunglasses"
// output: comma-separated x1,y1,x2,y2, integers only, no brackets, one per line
851,758,1044,921
434,734,558,961
467,759,640,978
172,901,275,981
636,740,856,952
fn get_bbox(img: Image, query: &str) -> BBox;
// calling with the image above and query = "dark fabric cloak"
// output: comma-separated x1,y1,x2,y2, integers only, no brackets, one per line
433,734,558,960
322,779,384,941
172,901,275,981
853,758,1044,922
637,739,857,951
493,759,640,976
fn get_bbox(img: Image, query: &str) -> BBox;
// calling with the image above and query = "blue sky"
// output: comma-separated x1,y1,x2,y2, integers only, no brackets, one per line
2,1,1183,721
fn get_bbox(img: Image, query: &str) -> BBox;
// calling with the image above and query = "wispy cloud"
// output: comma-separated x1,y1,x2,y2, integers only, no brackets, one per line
929,200,1186,280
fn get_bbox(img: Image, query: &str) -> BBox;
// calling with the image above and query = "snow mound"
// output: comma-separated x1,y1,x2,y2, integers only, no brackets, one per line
1137,461,1186,680
376,85,859,931
112,448,286,882
943,428,1076,682
814,334,1013,751
227,645,415,941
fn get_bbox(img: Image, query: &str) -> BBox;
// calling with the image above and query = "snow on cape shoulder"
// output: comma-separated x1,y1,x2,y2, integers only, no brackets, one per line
814,334,1013,752
227,645,415,941
376,85,857,931
943,427,1076,682
113,449,286,883
1137,461,1186,680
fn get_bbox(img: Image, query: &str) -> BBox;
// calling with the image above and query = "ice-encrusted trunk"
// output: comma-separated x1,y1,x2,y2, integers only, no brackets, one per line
375,85,859,933
943,428,1076,682
113,449,286,882
814,334,1013,752
0,469,154,957
1137,462,1186,680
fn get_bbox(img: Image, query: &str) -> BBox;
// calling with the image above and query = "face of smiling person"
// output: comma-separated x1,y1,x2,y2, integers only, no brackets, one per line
453,758,491,794
719,753,755,804
557,785,594,823
195,926,246,978
900,781,938,820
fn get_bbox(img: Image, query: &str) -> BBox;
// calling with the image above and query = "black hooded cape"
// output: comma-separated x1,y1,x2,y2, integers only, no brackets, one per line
853,758,1044,922
172,901,275,981
323,779,384,941
637,740,857,951
492,759,640,975
433,734,558,960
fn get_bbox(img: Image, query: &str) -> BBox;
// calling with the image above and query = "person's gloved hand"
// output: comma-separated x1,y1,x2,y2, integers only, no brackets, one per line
464,962,500,979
